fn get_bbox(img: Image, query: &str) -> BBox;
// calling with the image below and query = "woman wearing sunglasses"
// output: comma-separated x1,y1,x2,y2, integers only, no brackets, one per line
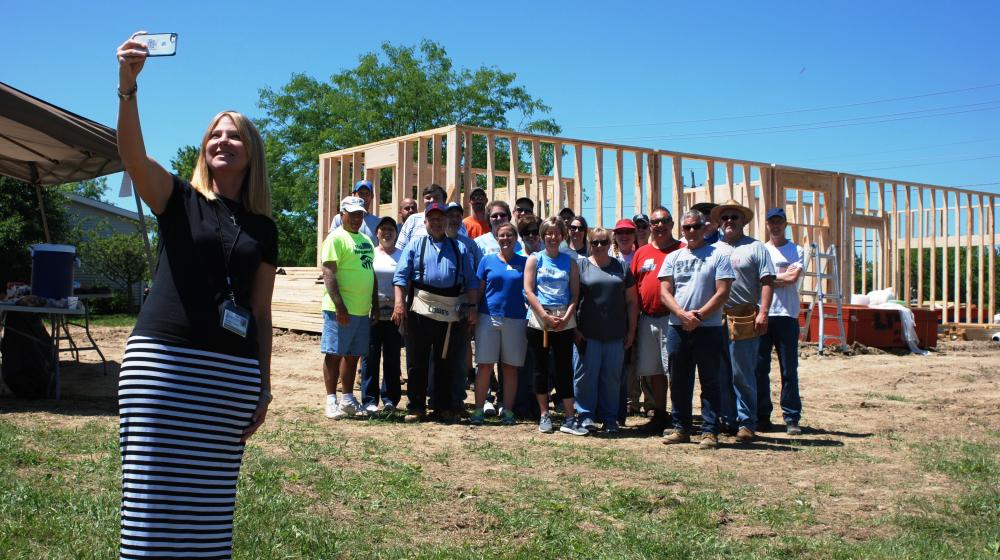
566,216,590,257
573,227,638,433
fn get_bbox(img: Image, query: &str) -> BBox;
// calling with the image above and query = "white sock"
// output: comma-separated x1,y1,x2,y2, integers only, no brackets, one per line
326,394,338,404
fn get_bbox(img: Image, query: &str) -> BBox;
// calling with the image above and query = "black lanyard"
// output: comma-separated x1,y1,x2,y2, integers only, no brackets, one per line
212,198,243,301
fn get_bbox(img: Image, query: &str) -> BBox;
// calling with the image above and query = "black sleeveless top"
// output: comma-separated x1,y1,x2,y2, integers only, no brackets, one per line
132,176,278,358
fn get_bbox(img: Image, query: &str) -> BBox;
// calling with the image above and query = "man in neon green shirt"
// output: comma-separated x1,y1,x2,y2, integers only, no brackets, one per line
320,196,376,419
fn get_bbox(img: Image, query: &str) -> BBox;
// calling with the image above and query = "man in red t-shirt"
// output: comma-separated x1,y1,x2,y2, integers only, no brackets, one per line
462,187,490,239
630,206,684,434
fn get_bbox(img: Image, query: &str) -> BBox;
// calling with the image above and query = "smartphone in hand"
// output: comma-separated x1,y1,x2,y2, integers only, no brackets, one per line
135,33,177,57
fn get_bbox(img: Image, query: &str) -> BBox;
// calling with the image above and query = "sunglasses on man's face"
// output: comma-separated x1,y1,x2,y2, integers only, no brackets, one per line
650,218,671,226
720,214,742,222
515,207,531,213
523,229,539,236
590,239,610,247
490,213,510,220
682,223,705,231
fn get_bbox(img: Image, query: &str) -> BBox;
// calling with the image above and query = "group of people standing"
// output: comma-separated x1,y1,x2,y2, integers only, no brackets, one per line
321,181,806,447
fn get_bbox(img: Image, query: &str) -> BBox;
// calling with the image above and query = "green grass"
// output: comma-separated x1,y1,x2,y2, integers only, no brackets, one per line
86,314,137,328
1,416,998,559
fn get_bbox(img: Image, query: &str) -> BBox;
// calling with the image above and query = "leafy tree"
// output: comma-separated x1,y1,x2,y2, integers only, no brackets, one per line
170,145,200,181
77,229,151,309
0,176,70,288
256,40,560,265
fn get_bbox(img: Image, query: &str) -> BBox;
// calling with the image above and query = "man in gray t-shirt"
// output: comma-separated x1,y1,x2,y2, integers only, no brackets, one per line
658,209,734,449
712,200,775,442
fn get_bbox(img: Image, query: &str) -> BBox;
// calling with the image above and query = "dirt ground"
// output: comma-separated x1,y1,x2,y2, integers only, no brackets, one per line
4,326,1000,540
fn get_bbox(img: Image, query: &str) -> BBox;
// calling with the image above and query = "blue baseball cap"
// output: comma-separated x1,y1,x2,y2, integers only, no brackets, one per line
353,179,373,193
424,202,447,215
445,201,464,213
765,207,787,221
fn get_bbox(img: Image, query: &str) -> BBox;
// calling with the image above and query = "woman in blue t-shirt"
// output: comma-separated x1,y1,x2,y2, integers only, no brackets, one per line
524,217,587,436
470,223,527,426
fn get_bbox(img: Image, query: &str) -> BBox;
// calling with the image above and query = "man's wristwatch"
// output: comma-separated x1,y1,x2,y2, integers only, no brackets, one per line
118,83,138,101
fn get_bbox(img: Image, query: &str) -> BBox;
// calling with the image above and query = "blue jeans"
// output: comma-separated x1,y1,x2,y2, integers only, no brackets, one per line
360,320,403,407
755,316,802,424
666,325,724,435
574,338,625,424
719,330,761,431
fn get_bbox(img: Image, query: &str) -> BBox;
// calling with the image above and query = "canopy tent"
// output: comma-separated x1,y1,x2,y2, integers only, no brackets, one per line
0,81,152,276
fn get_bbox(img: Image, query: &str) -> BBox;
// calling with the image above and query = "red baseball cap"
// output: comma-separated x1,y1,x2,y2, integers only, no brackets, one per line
613,219,636,231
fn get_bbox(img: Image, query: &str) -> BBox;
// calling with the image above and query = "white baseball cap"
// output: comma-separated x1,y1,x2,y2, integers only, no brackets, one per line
340,196,366,214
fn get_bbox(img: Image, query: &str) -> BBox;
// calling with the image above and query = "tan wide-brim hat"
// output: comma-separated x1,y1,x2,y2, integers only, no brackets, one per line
710,199,754,223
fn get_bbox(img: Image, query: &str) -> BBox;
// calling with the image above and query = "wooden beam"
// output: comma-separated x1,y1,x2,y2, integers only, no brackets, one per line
530,140,541,213
916,187,925,306
397,140,411,219
573,144,584,215
903,186,912,305
594,148,604,227
725,161,735,201
954,192,961,323
862,180,870,294
553,142,564,213
671,156,683,238
486,133,495,203
462,131,473,209
645,154,656,215
316,157,330,266
508,137,519,207
431,134,441,203
416,137,428,196
614,149,624,221
943,192,950,321
989,196,996,324
446,128,460,203
965,192,973,324
977,195,985,323
705,160,716,203
929,189,938,308
633,151,643,216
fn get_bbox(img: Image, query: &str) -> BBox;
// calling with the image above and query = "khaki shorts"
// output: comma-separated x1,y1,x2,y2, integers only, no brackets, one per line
635,314,670,377
475,314,528,367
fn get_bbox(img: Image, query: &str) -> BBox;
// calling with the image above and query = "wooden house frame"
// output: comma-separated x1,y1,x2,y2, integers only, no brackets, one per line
293,124,998,332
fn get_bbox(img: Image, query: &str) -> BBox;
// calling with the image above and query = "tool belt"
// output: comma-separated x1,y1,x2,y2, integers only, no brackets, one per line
410,289,464,323
724,303,758,341
528,305,576,332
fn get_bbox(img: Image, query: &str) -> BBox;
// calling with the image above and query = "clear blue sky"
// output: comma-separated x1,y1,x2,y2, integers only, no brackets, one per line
4,0,999,216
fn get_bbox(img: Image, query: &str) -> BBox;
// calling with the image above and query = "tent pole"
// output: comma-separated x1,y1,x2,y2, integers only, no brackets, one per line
31,163,51,243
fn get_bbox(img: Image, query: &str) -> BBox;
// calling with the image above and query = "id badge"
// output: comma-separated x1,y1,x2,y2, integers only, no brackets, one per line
219,299,251,338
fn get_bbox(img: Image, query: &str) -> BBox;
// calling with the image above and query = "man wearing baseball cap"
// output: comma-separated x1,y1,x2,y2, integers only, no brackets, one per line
713,199,775,443
756,208,804,435
393,202,479,423
463,187,490,240
396,184,467,251
320,196,377,420
330,179,381,244
632,214,651,249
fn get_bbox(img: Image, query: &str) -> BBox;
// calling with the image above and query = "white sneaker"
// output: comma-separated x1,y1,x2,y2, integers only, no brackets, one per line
339,397,358,417
324,397,339,419
363,403,379,416
330,404,348,420
483,401,497,417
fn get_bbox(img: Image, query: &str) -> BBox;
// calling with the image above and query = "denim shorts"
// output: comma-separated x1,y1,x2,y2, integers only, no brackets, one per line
321,312,370,356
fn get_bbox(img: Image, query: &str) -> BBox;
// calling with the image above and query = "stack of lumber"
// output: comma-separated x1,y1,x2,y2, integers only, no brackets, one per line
271,267,324,333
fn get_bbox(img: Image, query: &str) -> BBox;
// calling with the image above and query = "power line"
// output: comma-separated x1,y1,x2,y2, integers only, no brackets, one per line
609,102,1000,142
852,154,1000,172
793,137,999,167
569,82,1000,129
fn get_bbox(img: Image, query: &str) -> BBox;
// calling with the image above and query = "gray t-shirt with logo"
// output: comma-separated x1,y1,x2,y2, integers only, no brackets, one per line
718,236,775,309
658,244,735,327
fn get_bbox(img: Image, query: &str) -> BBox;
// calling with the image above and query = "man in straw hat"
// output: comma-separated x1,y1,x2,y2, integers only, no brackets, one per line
712,199,775,444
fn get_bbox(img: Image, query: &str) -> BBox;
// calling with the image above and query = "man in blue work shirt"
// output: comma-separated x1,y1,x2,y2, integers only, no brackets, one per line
393,203,479,423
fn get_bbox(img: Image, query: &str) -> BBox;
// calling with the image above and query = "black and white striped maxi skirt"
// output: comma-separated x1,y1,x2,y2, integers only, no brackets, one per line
118,335,261,559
